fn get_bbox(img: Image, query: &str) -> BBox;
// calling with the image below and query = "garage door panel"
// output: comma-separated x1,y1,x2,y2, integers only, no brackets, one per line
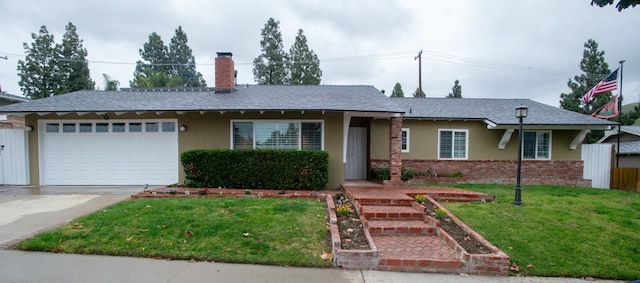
41,119,178,185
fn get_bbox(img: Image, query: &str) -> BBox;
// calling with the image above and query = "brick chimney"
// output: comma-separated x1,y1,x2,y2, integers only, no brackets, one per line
215,52,235,93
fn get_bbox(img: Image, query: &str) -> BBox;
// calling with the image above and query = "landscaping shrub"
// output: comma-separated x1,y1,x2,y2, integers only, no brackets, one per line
369,167,422,181
181,149,328,190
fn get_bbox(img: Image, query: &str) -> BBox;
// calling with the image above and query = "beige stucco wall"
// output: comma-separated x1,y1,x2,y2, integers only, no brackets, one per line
371,119,583,161
25,111,345,189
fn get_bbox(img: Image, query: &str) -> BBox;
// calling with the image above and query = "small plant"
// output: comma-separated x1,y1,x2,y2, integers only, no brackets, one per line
336,205,351,217
245,189,252,195
197,190,207,195
169,189,177,195
434,207,448,219
415,194,426,204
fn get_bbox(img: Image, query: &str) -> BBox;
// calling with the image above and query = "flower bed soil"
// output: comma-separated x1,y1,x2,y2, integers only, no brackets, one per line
422,201,492,254
334,193,369,250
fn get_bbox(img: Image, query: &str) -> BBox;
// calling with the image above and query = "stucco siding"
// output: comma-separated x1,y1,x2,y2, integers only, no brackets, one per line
26,111,344,189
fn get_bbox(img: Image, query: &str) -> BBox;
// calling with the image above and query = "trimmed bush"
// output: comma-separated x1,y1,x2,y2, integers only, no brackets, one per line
181,149,328,190
370,168,424,181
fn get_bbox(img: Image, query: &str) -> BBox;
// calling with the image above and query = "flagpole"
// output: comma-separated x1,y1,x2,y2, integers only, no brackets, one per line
616,60,625,168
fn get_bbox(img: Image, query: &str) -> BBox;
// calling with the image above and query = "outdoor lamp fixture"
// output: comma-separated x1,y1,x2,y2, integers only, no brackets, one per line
25,125,33,132
179,125,187,132
514,105,528,206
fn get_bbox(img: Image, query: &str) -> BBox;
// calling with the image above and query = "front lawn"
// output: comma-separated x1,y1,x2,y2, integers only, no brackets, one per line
15,197,332,267
439,184,640,280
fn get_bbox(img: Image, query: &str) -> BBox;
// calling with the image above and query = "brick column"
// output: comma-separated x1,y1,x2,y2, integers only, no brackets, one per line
389,116,403,185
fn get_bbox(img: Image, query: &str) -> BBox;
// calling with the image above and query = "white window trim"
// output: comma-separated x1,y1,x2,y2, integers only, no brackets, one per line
0,114,7,122
438,129,469,160
523,130,552,160
230,119,325,150
40,119,177,134
401,128,410,153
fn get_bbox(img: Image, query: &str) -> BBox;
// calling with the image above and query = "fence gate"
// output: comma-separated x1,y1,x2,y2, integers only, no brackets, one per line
0,128,29,185
581,143,613,189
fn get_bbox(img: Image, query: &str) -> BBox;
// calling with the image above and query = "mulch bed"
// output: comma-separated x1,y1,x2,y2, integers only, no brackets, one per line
334,193,370,250
423,201,492,254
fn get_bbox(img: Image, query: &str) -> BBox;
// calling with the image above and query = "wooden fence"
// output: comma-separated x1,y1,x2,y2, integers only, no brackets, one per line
611,168,640,192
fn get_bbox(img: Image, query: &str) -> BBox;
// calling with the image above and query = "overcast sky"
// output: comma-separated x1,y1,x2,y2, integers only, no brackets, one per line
0,0,638,107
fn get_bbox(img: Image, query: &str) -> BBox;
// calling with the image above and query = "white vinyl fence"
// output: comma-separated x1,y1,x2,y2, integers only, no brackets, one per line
0,128,29,185
581,143,613,189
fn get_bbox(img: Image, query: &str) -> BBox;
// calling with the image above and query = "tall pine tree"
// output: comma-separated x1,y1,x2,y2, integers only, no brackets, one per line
413,87,426,98
130,32,179,87
560,39,612,115
390,82,404,97
59,22,94,93
17,26,62,99
169,26,206,87
253,18,288,85
288,29,321,85
446,80,462,98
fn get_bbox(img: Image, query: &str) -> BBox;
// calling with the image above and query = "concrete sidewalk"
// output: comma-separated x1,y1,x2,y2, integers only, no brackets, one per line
0,250,625,283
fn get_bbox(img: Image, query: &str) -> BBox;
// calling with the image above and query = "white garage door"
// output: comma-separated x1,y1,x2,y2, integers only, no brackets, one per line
39,119,178,185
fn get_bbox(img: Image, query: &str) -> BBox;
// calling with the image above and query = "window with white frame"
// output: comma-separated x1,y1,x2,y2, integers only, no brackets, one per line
438,129,468,159
523,131,551,159
232,120,323,150
401,128,410,153
0,114,7,121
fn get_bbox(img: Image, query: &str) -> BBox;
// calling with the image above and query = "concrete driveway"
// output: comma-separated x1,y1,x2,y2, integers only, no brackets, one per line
0,186,135,248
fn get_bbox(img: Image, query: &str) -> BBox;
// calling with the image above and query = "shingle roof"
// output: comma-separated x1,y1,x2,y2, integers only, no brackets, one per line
392,97,615,126
620,126,640,136
618,140,640,154
0,85,403,113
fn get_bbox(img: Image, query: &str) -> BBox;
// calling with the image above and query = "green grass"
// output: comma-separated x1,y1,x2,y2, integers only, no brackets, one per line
437,184,640,280
15,197,332,267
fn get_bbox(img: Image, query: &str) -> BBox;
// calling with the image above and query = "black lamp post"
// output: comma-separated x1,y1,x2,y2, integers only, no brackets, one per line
514,105,528,206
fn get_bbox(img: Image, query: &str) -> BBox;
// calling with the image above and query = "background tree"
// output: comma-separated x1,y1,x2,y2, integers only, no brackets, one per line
390,82,404,97
17,25,62,99
130,32,182,87
446,80,462,98
560,39,612,115
591,0,638,11
288,29,321,85
169,26,206,87
58,22,94,93
253,18,288,85
413,87,426,98
103,73,120,91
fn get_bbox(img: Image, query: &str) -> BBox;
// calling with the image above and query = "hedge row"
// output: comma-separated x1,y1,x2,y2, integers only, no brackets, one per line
181,149,328,190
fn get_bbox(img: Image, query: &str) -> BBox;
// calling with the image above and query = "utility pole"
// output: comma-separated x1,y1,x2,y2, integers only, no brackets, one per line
414,50,422,97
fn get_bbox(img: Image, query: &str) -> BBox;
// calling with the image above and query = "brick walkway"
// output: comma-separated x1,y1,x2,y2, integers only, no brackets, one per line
341,181,507,274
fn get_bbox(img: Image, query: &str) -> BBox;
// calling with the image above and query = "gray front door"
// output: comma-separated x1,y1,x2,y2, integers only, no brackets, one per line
346,127,367,179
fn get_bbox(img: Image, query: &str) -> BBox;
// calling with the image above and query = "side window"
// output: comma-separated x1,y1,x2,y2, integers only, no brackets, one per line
401,128,410,153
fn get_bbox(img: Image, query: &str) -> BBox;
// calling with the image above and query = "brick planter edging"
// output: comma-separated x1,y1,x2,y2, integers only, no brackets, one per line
426,196,511,275
329,197,379,269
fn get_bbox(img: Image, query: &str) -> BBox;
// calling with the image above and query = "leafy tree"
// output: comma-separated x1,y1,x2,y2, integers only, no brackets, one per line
17,25,62,99
591,0,638,11
169,26,206,87
446,80,462,98
59,22,94,93
288,29,321,85
390,82,404,97
253,18,288,85
413,87,425,98
103,74,119,91
131,32,173,87
560,39,612,115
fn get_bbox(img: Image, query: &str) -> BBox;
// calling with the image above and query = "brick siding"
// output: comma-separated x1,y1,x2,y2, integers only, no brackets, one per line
371,159,591,187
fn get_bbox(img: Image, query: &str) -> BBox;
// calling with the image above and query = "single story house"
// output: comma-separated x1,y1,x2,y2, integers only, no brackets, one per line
598,126,640,167
0,52,616,188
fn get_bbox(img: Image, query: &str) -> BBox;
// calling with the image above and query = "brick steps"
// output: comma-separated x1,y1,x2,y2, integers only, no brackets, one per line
367,220,436,236
361,205,424,220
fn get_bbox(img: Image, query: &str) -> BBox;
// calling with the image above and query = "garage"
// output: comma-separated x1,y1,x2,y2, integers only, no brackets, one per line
39,119,178,185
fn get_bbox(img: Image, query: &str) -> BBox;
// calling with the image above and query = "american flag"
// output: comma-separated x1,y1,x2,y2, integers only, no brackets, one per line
581,68,618,104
